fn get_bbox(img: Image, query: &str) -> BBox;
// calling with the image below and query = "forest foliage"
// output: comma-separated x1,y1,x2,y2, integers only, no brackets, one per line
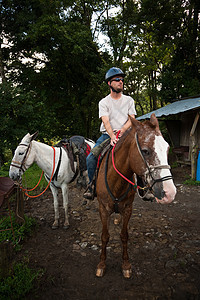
0,0,200,162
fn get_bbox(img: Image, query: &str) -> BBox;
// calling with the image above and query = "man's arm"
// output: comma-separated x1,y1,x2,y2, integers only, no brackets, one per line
101,115,118,146
119,114,135,137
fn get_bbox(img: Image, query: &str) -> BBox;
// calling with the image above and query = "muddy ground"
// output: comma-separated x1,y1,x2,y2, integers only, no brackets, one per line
16,165,200,300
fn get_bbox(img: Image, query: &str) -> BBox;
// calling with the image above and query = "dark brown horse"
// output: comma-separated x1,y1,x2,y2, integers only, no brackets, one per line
96,114,177,278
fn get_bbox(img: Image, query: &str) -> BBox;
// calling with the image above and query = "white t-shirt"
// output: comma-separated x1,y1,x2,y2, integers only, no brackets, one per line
99,94,137,133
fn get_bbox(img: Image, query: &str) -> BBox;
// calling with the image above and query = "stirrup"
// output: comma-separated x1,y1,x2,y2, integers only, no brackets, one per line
83,184,94,200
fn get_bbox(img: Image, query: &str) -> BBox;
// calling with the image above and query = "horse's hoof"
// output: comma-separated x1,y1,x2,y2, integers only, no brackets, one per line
63,225,70,230
52,225,58,230
96,268,105,277
122,268,132,279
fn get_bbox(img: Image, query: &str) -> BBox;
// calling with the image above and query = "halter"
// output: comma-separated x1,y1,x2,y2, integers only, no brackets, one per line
10,141,56,198
10,143,32,174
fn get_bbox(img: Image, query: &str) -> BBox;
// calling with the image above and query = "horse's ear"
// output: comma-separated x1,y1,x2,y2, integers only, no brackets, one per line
30,131,39,141
150,113,159,128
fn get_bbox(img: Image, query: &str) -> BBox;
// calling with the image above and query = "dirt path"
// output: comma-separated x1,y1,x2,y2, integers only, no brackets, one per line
16,165,200,300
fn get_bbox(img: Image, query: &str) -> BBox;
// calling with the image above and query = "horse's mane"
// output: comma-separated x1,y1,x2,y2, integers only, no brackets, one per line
114,127,132,151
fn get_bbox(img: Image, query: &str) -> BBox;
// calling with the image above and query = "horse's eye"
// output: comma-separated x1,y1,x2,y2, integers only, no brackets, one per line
141,149,150,156
19,152,24,156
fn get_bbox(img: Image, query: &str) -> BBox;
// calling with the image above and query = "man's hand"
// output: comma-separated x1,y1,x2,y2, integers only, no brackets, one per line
118,128,125,137
110,133,118,146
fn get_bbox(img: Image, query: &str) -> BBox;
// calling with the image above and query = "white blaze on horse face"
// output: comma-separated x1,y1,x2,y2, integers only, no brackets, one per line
154,135,177,204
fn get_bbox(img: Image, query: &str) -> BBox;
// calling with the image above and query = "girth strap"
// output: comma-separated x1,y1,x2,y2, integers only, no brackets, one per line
69,156,79,183
52,147,62,181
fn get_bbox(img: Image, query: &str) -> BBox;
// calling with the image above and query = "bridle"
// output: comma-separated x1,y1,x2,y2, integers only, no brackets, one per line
10,141,57,198
10,142,32,175
110,131,173,198
135,133,173,191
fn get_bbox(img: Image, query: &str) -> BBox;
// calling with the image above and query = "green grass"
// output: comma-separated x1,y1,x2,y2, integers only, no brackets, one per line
0,261,43,300
1,162,47,191
0,161,11,177
171,161,179,168
20,163,48,192
0,163,45,298
0,163,38,248
184,178,200,186
0,211,40,298
0,212,37,249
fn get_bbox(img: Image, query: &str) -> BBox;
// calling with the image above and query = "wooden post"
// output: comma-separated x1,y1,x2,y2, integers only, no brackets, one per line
190,112,199,180
190,136,198,180
16,186,25,224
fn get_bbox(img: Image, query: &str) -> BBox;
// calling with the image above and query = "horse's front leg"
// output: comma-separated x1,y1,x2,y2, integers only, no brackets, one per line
50,185,59,229
61,183,70,229
121,204,132,278
96,203,110,277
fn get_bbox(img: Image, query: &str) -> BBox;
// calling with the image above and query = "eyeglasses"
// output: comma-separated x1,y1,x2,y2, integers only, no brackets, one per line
110,78,124,83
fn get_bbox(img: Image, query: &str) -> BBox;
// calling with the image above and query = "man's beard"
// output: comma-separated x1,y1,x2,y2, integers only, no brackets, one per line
109,84,123,93
115,86,123,93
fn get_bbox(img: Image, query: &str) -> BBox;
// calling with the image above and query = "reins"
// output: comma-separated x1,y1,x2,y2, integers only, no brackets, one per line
110,130,173,200
105,147,133,213
104,130,139,213
111,131,140,190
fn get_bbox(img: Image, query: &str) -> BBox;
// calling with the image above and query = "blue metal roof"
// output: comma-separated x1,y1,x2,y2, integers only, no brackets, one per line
137,97,200,120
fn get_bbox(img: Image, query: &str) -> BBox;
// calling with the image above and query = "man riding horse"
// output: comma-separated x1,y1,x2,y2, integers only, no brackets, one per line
83,67,137,199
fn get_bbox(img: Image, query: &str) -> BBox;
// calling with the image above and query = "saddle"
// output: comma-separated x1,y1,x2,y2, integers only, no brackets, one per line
86,138,111,197
55,135,91,174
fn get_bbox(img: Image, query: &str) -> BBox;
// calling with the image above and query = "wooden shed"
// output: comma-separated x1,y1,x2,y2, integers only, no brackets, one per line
137,97,200,179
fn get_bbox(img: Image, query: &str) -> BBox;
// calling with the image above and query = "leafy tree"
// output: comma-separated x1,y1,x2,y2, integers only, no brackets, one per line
1,0,200,165
160,0,200,101
0,82,47,163
0,0,105,161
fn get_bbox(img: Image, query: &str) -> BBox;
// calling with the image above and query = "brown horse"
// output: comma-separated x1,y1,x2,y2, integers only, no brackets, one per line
96,114,177,278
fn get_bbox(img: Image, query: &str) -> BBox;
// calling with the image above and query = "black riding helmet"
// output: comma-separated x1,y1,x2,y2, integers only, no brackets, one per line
105,67,125,83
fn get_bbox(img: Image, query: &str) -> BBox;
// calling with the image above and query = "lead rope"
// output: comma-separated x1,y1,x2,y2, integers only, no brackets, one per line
21,171,44,192
20,147,56,198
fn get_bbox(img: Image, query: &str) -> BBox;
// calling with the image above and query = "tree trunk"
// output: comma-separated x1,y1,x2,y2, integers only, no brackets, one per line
0,45,6,83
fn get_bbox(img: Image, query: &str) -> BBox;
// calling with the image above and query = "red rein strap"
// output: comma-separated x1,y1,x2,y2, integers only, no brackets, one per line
111,131,139,189
21,147,56,198
23,171,44,192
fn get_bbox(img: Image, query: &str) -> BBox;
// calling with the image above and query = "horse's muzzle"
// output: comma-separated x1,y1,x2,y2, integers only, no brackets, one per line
155,182,177,204
153,184,165,200
9,171,21,182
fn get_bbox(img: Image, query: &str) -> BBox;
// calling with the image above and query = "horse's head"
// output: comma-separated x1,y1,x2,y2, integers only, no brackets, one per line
129,114,176,204
9,132,38,181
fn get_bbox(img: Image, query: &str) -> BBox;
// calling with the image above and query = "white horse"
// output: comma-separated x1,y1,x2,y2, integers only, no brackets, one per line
9,132,94,229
